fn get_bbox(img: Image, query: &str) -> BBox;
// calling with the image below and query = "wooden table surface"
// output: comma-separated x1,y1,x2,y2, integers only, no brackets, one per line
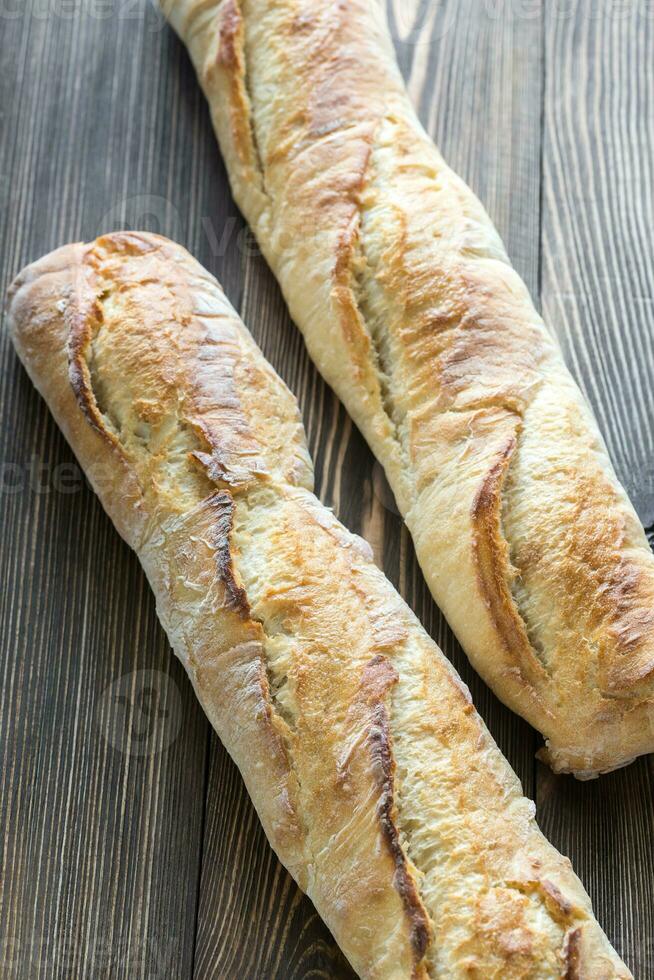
1,1,653,977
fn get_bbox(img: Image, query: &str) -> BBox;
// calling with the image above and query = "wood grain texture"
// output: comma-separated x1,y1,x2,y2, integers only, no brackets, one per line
0,1,651,978
0,6,212,979
541,0,654,531
539,3,654,975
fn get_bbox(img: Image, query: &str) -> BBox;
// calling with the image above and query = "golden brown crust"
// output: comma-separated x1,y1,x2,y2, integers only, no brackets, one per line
213,0,253,168
564,928,583,980
164,0,654,776
67,289,111,438
470,426,550,701
350,656,432,969
206,491,252,617
6,233,632,979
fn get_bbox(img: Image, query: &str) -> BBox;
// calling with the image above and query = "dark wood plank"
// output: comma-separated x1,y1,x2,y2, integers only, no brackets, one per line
2,1,651,978
192,1,544,976
0,5,217,977
541,3,654,529
539,5,654,975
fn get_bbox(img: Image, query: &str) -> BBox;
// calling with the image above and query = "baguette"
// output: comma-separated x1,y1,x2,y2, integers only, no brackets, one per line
7,233,631,979
162,0,654,776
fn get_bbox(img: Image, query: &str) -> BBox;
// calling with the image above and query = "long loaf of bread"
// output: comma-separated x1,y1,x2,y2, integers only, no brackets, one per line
163,0,654,776
8,233,631,979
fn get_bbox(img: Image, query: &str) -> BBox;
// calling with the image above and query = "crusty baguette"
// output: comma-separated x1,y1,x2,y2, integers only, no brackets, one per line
7,233,631,979
162,0,654,776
